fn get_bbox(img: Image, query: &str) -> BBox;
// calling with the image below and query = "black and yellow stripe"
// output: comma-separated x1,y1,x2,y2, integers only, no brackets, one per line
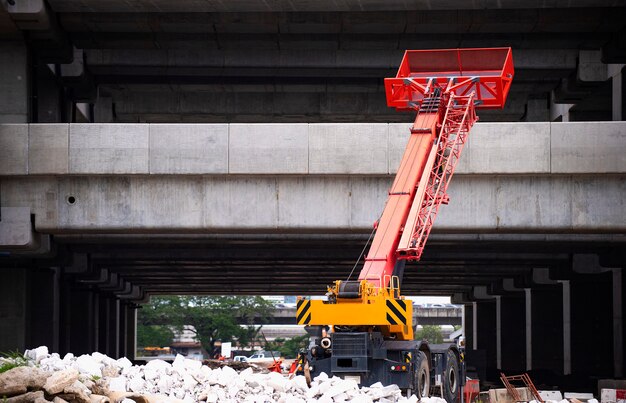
296,299,312,324
385,299,408,325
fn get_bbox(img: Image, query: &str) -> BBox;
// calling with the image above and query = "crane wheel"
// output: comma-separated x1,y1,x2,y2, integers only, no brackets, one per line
443,349,460,403
414,351,430,398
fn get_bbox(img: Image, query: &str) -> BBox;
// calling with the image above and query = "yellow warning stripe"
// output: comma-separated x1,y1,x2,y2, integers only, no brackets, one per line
386,299,408,325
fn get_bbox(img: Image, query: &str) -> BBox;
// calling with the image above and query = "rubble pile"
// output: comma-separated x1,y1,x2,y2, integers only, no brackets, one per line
0,346,435,403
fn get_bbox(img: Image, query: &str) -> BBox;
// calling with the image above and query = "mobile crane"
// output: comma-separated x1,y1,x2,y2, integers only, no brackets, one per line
295,48,514,401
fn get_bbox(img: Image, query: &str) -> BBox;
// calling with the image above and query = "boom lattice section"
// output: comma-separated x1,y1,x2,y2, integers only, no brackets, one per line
397,93,477,259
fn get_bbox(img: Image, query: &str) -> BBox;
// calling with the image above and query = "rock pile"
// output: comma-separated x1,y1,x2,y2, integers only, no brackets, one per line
0,347,435,403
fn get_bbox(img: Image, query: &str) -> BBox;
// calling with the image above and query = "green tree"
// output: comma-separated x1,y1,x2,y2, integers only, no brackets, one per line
264,334,309,358
137,325,174,348
415,325,444,343
138,296,274,357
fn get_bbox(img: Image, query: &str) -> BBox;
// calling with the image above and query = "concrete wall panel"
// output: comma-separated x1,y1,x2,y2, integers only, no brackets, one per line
278,177,350,228
571,176,626,230
493,176,572,229
2,175,625,233
69,124,149,174
551,122,626,173
436,176,498,230
149,124,228,174
309,123,388,174
469,123,550,174
29,124,69,174
388,123,412,174
229,123,308,174
57,177,133,229
203,177,278,229
349,177,390,228
0,124,28,175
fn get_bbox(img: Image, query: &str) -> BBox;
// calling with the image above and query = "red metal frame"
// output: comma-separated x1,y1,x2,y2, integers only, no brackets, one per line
384,47,514,110
358,47,513,288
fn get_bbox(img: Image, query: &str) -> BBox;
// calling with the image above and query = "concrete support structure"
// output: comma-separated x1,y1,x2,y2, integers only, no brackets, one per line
0,41,28,123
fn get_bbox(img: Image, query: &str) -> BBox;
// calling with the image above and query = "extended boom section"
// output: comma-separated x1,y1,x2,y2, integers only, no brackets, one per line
296,48,513,400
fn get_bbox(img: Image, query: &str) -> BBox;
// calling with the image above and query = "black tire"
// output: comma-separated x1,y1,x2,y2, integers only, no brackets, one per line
414,351,430,398
443,349,460,403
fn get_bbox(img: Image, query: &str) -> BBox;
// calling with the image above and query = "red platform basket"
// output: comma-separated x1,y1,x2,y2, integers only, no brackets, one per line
384,47,514,110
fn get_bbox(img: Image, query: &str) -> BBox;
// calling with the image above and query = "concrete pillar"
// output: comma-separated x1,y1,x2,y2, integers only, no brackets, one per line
525,288,532,371
531,287,564,375
27,268,58,350
118,303,137,359
0,268,27,351
570,271,614,378
559,280,571,375
98,294,120,356
476,300,498,379
128,306,137,360
525,98,549,122
94,89,113,123
97,294,108,354
499,295,526,373
550,90,573,122
0,41,29,123
35,64,64,123
464,301,487,382
608,64,625,121
614,269,623,377
67,288,97,355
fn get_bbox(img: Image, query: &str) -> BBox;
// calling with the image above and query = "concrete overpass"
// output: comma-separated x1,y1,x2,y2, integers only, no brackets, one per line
1,121,624,387
1,0,625,392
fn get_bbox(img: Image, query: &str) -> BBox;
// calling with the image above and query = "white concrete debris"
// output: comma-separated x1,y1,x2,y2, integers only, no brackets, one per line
10,347,418,402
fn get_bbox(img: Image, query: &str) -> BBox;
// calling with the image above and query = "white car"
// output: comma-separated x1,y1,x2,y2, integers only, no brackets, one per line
233,355,248,362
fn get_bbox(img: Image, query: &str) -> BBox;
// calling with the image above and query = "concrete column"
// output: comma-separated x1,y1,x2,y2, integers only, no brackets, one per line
0,41,29,123
476,300,498,379
559,280,571,375
63,286,98,355
499,295,526,373
525,98,549,122
525,288,532,371
550,90,573,122
98,294,118,356
123,304,137,360
531,287,564,375
118,303,137,359
97,294,107,354
472,301,478,350
613,68,623,121
614,269,623,377
27,268,57,350
608,64,625,121
94,90,113,123
0,268,27,351
573,255,623,378
36,64,63,123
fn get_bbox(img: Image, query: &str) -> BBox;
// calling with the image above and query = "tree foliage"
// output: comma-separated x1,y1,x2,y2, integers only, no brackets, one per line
137,296,274,356
137,325,174,348
415,325,444,344
263,334,309,359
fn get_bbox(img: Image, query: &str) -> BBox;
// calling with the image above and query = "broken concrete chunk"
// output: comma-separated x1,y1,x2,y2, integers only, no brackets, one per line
0,366,31,396
5,390,45,403
108,376,127,392
76,355,103,378
89,395,111,403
